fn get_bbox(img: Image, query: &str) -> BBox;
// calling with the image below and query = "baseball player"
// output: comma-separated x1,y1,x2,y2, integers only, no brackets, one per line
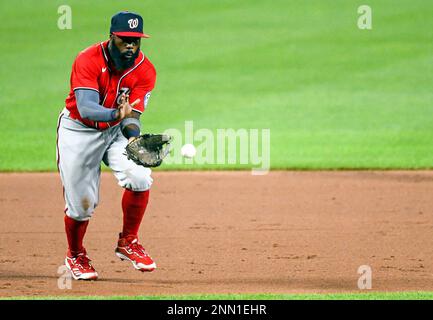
57,11,157,280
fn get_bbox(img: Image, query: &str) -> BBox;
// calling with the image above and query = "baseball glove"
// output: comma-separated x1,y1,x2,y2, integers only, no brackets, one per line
125,134,173,167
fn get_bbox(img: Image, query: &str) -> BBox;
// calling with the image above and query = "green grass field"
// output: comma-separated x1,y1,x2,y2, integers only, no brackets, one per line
0,0,432,171
2,292,433,300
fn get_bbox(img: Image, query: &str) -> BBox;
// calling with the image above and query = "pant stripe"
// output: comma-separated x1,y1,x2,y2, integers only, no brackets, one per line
56,111,67,212
56,112,65,172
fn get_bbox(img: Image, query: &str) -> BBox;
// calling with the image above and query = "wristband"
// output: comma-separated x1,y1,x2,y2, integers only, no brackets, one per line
120,117,141,139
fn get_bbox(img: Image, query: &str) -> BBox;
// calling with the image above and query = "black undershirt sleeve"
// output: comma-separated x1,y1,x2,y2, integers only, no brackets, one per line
120,117,141,139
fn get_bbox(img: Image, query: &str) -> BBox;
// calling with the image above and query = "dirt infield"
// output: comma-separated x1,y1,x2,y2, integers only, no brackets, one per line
0,171,432,297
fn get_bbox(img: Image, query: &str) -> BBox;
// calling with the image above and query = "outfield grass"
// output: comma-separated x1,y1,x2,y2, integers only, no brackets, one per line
2,292,433,300
0,0,432,171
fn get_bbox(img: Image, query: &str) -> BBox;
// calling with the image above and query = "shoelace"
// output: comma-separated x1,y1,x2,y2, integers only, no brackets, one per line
129,242,149,257
75,254,93,269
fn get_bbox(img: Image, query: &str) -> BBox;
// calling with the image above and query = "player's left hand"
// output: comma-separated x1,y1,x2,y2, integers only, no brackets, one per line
125,134,173,167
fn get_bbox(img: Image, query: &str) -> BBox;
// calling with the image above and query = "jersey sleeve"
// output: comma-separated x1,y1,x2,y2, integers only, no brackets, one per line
129,63,156,114
70,52,100,93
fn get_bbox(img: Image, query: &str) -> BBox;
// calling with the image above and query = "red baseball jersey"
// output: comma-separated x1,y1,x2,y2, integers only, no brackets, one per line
65,40,156,130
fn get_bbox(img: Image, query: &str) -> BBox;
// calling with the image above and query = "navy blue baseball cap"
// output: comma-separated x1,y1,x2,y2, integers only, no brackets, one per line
110,11,150,38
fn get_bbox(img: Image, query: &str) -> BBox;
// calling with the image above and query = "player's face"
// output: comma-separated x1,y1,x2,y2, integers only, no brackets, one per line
108,34,141,70
112,34,141,59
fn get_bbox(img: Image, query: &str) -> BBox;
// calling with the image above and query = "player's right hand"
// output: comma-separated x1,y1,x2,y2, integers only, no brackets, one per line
117,94,140,120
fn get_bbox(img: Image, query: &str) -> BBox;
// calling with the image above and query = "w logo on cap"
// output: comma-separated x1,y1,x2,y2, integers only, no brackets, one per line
128,18,139,29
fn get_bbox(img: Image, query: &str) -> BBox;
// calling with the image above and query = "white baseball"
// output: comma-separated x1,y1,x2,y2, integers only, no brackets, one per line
181,144,196,158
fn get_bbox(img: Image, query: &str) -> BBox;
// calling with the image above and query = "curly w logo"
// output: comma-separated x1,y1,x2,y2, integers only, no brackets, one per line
128,18,139,29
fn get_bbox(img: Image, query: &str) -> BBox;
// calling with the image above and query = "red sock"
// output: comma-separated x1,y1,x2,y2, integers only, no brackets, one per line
122,189,149,237
64,215,89,256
